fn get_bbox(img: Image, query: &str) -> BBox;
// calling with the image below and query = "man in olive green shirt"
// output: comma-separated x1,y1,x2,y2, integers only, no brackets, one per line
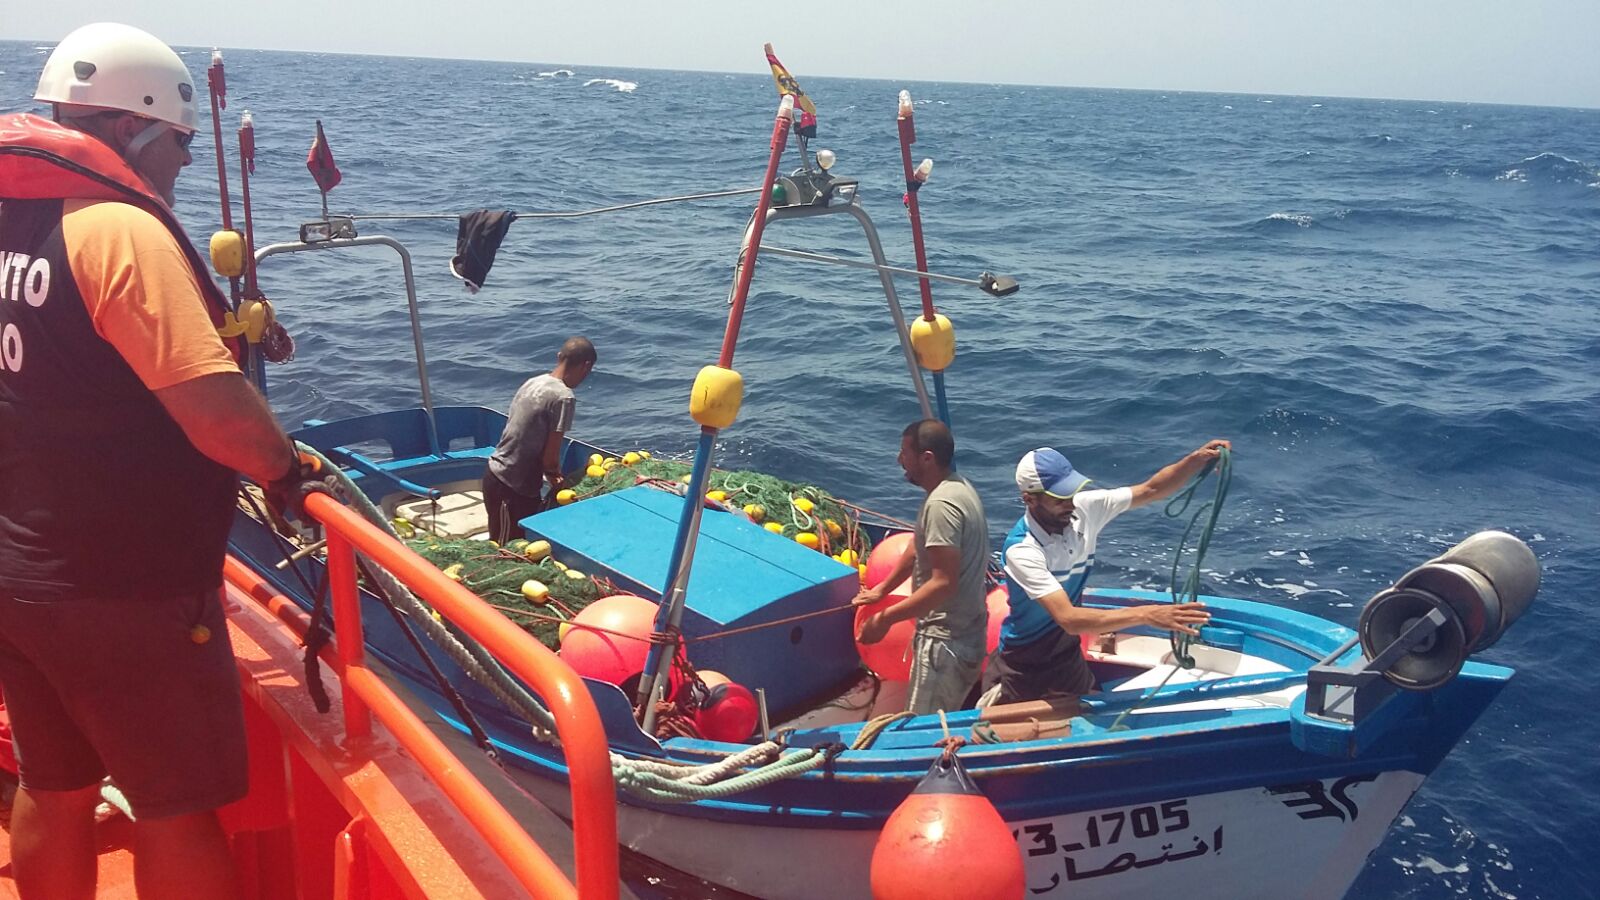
854,419,990,715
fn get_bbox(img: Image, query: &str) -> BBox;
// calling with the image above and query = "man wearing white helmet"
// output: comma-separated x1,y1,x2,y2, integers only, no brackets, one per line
0,22,298,899
989,442,1226,706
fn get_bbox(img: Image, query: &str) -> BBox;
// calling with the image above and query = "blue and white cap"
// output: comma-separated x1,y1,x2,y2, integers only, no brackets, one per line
1015,448,1091,498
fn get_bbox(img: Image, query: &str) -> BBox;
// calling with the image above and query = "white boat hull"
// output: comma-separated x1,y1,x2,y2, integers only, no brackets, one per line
523,768,1424,899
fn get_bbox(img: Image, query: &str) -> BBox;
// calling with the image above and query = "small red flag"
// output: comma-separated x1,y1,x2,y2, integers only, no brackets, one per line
306,119,341,193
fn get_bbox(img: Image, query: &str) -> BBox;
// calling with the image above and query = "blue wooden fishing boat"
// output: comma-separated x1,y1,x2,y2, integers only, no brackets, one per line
221,82,1538,900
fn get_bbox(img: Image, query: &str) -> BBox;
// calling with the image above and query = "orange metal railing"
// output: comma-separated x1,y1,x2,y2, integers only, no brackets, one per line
227,492,619,900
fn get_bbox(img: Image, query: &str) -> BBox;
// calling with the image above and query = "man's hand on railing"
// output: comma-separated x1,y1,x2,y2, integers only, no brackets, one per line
264,448,336,529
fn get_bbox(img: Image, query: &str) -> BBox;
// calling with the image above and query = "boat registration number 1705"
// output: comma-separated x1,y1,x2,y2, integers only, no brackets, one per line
1011,797,1224,891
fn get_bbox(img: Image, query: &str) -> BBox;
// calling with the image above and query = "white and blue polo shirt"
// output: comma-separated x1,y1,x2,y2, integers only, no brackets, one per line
999,487,1134,648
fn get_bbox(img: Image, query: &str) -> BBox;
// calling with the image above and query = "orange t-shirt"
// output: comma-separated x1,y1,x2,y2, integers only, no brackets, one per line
59,199,239,391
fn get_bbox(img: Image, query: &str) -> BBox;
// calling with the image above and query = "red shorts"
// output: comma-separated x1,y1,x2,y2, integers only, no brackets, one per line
0,587,247,819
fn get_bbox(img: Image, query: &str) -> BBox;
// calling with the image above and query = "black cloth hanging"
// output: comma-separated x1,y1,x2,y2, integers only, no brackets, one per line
450,209,516,293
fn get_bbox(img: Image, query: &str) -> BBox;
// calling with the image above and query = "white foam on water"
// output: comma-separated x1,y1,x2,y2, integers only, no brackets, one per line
1266,212,1313,227
583,78,637,93
1252,578,1317,598
1483,873,1518,898
1414,856,1471,875
538,69,575,78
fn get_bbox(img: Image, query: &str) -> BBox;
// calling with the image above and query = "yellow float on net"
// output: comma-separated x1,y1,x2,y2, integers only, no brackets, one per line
556,489,577,506
743,503,766,522
208,229,246,277
764,522,784,534
795,532,820,549
623,451,642,465
909,312,957,371
793,497,815,514
689,365,744,429
838,548,860,567
520,579,550,604
589,453,604,467
523,540,551,562
586,464,607,478
825,518,843,538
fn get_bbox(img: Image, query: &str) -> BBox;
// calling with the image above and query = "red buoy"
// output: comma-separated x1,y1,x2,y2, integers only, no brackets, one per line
983,586,1009,659
558,594,659,686
983,584,1094,670
694,681,759,743
871,753,1024,900
855,578,915,681
864,531,915,589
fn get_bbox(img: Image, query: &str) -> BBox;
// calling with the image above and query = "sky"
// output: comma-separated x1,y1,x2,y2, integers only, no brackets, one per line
8,0,1600,109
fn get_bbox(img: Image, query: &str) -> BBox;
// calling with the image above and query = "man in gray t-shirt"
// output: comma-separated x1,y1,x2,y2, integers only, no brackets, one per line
482,336,596,543
854,419,990,715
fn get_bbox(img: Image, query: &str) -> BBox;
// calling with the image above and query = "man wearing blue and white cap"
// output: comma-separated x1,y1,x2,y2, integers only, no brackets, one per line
991,441,1227,705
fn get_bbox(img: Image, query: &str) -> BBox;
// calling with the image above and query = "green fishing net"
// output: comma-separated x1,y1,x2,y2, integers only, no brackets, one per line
397,450,876,649
400,533,604,649
566,451,875,564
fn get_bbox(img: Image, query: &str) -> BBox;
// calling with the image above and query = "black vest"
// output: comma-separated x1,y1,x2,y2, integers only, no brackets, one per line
0,199,238,601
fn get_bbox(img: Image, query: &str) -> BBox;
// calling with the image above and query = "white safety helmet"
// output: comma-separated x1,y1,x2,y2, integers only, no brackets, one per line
35,23,198,135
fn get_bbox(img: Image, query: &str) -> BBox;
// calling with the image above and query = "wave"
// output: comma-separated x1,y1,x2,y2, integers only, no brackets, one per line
537,68,574,78
1241,205,1468,232
1258,212,1315,229
583,77,637,93
1493,152,1598,187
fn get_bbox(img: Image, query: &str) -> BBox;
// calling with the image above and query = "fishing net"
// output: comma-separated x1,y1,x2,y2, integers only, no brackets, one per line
397,449,876,650
400,532,606,650
566,451,876,564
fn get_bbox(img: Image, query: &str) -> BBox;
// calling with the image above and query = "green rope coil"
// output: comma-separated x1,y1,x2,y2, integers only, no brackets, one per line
611,747,830,802
1162,446,1233,669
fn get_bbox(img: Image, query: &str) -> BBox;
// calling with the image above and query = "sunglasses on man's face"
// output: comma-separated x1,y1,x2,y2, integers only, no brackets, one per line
173,130,194,150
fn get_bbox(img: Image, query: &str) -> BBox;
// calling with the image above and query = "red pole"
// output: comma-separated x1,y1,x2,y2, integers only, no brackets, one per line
717,95,795,369
206,52,233,231
897,97,938,322
237,114,259,298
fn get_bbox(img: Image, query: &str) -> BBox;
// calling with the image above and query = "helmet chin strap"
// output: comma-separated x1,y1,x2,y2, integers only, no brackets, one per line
124,119,169,160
